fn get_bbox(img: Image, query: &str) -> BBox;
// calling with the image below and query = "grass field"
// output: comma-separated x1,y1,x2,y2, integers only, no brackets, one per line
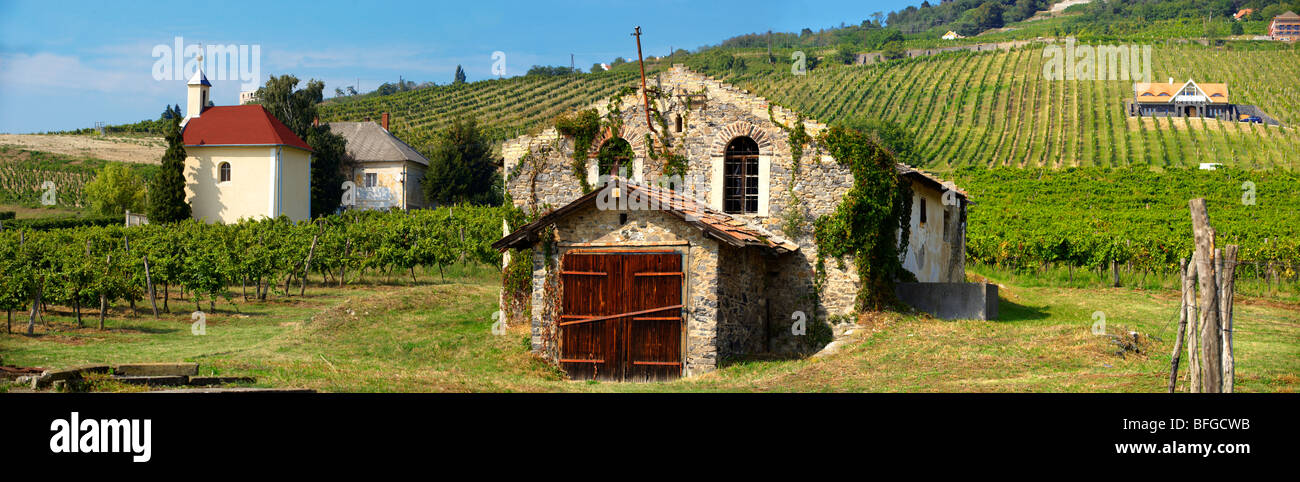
3,262,1295,393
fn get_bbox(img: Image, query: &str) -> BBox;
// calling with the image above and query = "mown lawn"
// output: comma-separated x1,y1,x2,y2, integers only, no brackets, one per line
2,263,1296,392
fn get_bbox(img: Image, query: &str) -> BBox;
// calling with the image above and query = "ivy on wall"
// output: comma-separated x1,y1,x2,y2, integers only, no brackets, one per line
813,123,915,311
554,109,601,193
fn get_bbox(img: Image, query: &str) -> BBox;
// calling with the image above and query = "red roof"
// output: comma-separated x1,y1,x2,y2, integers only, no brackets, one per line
182,105,312,152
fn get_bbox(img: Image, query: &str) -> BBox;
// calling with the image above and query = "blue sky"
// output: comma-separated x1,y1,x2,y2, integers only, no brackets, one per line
0,0,915,133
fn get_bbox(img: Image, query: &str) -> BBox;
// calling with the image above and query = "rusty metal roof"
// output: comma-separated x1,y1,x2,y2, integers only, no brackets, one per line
493,179,799,254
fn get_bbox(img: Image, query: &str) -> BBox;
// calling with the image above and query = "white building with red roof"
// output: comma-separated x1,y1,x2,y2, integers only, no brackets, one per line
181,65,313,223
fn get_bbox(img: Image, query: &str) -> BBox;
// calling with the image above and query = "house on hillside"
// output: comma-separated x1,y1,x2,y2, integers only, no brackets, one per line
181,65,313,223
1234,8,1253,20
1270,11,1300,41
492,65,971,381
328,113,429,211
1129,78,1285,126
1129,78,1233,119
941,30,965,40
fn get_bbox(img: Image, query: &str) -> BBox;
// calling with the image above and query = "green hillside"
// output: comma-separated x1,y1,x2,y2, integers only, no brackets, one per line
317,68,654,149
702,44,1300,170
319,42,1299,172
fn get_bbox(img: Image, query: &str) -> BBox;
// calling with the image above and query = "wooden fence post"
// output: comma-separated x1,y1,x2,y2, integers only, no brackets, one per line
1168,257,1189,393
143,254,158,318
1220,245,1238,393
1189,198,1221,393
1186,251,1201,392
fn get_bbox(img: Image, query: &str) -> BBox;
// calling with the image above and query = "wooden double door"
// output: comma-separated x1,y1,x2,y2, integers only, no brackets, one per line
559,251,684,381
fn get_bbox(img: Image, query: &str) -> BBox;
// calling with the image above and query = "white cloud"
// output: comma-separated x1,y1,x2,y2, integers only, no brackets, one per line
0,51,175,97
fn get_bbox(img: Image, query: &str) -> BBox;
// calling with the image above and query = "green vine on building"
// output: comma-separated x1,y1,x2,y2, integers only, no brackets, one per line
813,123,915,311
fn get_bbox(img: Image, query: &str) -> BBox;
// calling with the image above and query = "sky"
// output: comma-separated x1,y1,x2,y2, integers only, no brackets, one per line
0,0,916,133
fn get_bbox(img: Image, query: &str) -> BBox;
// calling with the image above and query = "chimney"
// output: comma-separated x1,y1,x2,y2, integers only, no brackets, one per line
381,112,389,131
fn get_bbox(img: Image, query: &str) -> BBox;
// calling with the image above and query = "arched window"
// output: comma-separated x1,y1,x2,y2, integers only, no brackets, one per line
218,162,231,183
596,137,632,177
723,136,759,214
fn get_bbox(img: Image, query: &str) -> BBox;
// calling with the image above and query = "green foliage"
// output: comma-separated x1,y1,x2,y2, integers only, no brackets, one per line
0,215,119,231
316,69,646,150
596,137,633,177
147,117,191,223
454,65,467,84
256,74,352,217
306,126,351,217
834,44,858,65
526,65,579,76
554,108,602,192
0,206,515,321
662,152,690,180
0,146,157,209
814,124,915,311
696,46,1300,170
84,163,146,217
422,117,503,207
954,167,1300,274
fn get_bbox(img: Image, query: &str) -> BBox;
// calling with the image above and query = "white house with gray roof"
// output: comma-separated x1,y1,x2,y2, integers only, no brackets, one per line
327,116,429,211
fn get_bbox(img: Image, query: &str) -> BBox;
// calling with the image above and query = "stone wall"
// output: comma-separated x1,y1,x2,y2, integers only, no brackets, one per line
505,65,860,323
716,245,768,359
512,65,965,369
530,203,723,376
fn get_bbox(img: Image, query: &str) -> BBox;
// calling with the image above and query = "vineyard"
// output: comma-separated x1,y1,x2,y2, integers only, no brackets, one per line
954,167,1300,295
0,206,511,328
0,145,157,210
317,68,655,150
699,44,1300,170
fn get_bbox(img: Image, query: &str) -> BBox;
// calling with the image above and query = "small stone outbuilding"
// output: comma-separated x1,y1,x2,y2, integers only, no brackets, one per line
494,65,969,380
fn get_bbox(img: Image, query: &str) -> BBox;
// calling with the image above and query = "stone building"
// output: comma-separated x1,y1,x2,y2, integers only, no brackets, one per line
493,65,968,380
328,113,429,211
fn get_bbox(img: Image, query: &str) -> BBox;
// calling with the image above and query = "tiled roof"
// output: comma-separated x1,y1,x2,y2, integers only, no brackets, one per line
1134,80,1229,104
326,121,429,166
1277,10,1300,19
493,179,799,254
182,105,312,151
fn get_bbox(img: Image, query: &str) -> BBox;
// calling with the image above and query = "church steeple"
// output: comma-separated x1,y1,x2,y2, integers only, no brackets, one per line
186,55,211,121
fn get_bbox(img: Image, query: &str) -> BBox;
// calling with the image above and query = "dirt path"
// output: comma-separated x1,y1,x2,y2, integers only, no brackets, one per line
1051,0,1091,14
0,134,164,164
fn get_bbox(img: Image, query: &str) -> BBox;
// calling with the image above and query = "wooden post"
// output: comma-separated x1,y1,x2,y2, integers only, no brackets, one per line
26,282,41,335
99,253,110,331
1111,259,1120,287
339,238,351,288
143,254,158,318
300,231,319,296
1168,257,1189,393
1220,245,1238,393
1185,253,1200,392
1189,199,1221,393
